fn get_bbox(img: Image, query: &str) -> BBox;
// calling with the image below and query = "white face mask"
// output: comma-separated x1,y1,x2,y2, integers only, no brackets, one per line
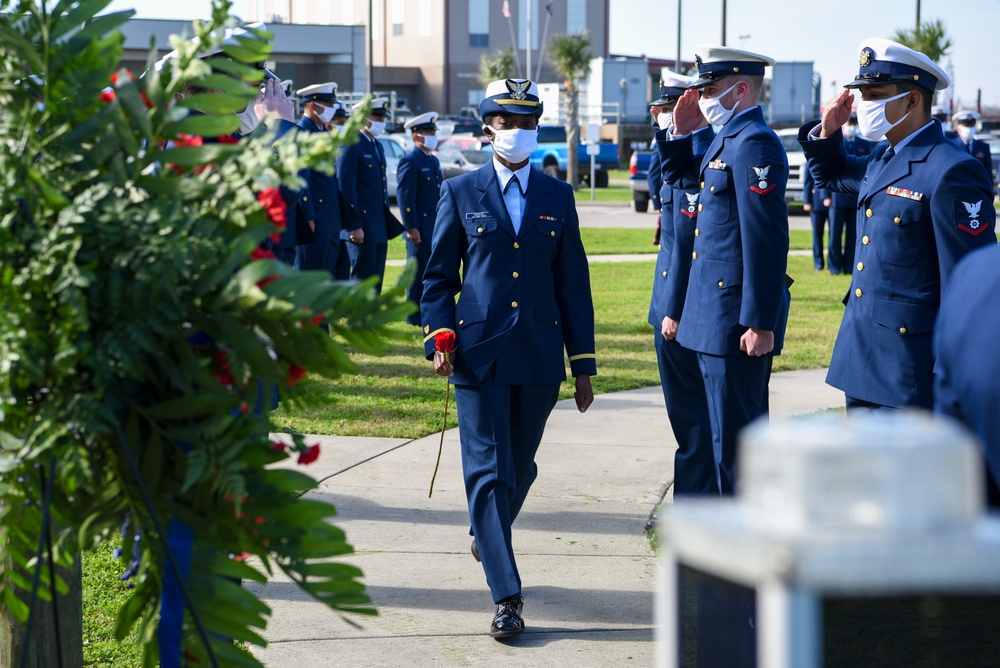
842,124,857,139
657,112,673,131
856,91,910,141
420,134,439,150
957,125,975,142
238,105,260,136
315,104,335,124
698,82,741,127
489,127,538,163
368,120,386,136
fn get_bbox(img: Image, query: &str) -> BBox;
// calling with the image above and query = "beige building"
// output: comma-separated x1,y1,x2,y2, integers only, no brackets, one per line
245,0,610,115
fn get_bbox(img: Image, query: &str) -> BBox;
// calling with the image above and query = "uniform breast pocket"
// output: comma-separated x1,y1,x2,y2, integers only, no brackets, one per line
535,219,564,242
463,217,497,238
875,199,926,267
702,168,731,222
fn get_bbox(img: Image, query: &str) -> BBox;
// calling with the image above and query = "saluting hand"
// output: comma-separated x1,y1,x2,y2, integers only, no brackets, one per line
254,78,295,125
671,90,704,136
820,89,854,138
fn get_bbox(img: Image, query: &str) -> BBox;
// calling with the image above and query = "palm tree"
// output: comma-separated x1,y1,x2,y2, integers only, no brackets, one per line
893,19,952,63
548,32,593,189
478,48,517,88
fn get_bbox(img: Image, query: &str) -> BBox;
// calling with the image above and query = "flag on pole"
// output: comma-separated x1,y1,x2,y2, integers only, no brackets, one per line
502,0,511,19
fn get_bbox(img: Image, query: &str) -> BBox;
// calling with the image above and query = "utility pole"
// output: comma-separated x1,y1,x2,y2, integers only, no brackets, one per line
916,0,921,30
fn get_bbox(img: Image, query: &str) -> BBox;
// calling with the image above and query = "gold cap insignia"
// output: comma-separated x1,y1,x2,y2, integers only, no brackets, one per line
859,48,873,67
505,79,529,101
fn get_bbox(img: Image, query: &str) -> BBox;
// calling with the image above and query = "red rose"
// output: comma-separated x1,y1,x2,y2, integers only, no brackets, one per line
286,363,307,388
257,188,286,230
250,247,277,262
435,331,456,353
297,443,321,465
217,134,240,144
174,134,203,149
99,88,115,103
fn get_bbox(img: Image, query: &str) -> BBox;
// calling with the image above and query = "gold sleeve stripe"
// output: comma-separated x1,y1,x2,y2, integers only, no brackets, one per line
423,328,456,343
568,353,597,361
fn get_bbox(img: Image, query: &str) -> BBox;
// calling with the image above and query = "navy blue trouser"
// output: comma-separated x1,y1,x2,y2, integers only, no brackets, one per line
454,378,561,603
828,206,856,275
654,332,718,496
405,236,431,326
295,230,339,277
273,245,296,266
697,353,772,496
346,239,388,294
810,210,829,270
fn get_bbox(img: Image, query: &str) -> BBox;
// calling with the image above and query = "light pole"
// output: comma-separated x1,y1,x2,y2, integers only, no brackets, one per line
721,0,727,46
675,0,683,74
916,0,921,30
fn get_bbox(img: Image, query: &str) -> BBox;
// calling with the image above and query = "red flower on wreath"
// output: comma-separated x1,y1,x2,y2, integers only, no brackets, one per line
99,88,115,103
257,188,286,230
286,363,307,388
298,443,321,465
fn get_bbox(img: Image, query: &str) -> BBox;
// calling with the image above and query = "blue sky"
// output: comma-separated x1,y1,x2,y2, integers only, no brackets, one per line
104,0,998,109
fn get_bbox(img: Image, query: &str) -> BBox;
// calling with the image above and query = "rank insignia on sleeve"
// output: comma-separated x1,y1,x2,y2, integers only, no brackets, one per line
680,192,699,218
749,165,776,195
886,186,923,201
957,199,988,236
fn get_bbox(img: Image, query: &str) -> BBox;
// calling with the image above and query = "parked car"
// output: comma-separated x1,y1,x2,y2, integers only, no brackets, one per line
441,132,490,151
376,134,408,199
529,125,619,187
437,147,492,180
629,147,653,212
774,128,806,210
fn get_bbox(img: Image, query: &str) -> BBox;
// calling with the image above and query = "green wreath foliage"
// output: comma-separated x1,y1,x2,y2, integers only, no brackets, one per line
0,0,411,664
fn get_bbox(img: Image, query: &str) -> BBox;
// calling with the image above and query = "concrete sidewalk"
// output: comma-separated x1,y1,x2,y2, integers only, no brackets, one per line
249,369,842,667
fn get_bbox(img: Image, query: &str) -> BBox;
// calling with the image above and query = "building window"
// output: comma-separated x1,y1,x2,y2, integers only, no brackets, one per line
418,0,432,36
567,0,587,34
391,0,404,36
469,0,489,48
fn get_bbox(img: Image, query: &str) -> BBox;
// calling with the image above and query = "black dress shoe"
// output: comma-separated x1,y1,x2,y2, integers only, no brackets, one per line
489,597,524,638
471,539,480,562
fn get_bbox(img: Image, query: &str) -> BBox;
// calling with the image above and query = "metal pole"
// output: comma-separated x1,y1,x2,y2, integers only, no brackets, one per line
535,3,553,82
675,0,682,73
916,0,921,31
721,0,727,46
368,0,373,93
526,0,532,80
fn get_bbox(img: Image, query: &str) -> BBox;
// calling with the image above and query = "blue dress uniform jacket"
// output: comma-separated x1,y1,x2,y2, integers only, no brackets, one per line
649,124,718,497
799,120,996,408
293,116,343,273
336,131,391,289
420,164,597,385
647,142,663,212
951,137,996,194
803,165,831,270
802,167,830,212
659,107,791,357
397,147,443,325
934,245,1000,506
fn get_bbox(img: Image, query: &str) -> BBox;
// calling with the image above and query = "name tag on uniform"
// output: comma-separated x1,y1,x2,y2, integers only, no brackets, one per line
363,154,373,158
708,160,727,170
421,168,431,172
466,212,493,220
886,186,923,201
